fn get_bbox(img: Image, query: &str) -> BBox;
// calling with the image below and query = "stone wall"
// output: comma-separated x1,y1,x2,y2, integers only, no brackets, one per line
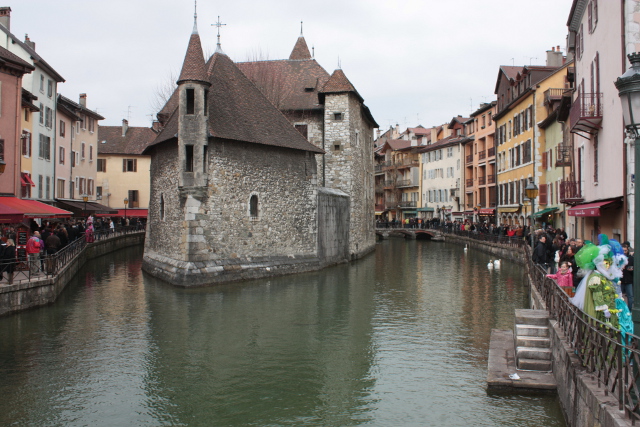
144,138,324,286
323,93,375,259
0,232,145,316
317,187,349,265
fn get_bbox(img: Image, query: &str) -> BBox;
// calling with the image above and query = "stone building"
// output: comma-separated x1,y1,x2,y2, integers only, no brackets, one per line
237,33,378,260
141,18,373,286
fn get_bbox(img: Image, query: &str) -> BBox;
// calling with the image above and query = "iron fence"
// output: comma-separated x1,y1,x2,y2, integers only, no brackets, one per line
0,225,145,285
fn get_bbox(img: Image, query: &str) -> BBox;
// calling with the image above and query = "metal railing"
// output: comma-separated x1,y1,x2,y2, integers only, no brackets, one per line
438,228,640,422
0,226,145,284
488,147,495,157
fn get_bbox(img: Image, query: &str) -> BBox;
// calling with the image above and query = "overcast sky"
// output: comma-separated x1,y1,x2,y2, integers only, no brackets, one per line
10,0,572,131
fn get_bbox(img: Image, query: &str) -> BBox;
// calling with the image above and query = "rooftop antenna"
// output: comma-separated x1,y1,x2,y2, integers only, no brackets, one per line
529,57,537,65
337,56,341,69
125,105,134,121
511,58,515,66
300,20,303,36
212,16,226,53
312,45,314,58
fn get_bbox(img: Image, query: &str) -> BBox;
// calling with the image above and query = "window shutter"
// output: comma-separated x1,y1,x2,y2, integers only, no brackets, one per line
133,159,137,172
123,159,127,172
539,184,548,205
541,151,547,169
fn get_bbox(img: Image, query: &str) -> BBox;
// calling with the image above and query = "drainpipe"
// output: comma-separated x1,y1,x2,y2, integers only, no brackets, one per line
322,112,326,187
622,0,628,241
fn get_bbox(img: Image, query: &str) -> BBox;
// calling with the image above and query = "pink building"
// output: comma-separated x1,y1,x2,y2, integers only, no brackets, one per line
0,45,34,196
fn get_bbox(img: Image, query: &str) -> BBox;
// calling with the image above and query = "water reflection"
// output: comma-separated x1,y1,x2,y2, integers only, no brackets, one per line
0,240,565,426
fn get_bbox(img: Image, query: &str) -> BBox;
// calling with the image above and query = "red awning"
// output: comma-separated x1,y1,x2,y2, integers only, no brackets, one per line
96,209,148,218
0,197,73,222
20,173,35,187
567,200,615,217
478,208,495,215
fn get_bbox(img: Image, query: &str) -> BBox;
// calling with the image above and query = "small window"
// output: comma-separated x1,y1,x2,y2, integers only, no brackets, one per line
123,158,137,172
203,145,208,173
304,87,314,92
97,158,107,172
47,79,53,98
295,124,308,139
185,145,194,172
333,143,341,151
59,146,65,164
250,195,258,218
186,88,195,114
160,194,165,220
204,89,209,115
333,112,343,120
60,120,65,137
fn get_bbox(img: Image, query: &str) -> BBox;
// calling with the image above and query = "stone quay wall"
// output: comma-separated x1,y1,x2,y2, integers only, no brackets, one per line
446,233,631,427
0,232,145,317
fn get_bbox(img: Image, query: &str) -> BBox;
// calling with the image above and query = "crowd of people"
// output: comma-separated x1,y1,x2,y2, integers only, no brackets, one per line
0,216,145,284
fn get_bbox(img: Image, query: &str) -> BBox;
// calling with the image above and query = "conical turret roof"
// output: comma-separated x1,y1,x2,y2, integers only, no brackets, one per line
289,36,312,60
321,68,361,99
177,30,209,85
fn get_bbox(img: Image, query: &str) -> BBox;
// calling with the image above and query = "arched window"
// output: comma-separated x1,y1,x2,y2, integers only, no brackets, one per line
250,195,258,218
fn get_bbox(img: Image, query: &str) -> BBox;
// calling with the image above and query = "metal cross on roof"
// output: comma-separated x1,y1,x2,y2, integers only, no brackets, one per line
212,16,226,49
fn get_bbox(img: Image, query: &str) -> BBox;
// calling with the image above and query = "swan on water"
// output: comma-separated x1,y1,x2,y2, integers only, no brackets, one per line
493,259,501,268
487,260,494,269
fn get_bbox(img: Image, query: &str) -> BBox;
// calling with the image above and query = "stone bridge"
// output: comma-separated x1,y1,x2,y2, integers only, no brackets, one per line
375,227,443,240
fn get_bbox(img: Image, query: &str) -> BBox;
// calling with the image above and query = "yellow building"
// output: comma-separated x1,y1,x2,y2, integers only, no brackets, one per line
97,120,156,215
493,52,569,226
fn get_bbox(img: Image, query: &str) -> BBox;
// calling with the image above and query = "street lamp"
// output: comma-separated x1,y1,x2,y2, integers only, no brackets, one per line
82,194,88,219
124,197,129,227
525,180,539,248
615,52,640,330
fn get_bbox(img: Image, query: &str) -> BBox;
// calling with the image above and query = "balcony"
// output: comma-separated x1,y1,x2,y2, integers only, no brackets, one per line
396,179,418,188
375,184,384,194
380,160,393,171
383,180,395,189
559,180,583,204
397,201,417,209
395,159,419,169
487,174,495,184
375,204,385,212
466,178,473,188
466,154,473,164
487,147,495,157
478,150,486,161
374,164,385,174
544,88,565,106
570,92,602,135
478,176,486,185
556,143,572,167
384,200,396,209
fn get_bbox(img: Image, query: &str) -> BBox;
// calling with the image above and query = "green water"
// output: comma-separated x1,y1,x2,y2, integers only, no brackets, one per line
0,239,565,426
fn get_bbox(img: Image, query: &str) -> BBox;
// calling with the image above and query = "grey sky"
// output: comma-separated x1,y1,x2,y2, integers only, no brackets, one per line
11,0,571,130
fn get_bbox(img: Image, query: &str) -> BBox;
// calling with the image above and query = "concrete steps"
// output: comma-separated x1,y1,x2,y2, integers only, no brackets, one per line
515,309,552,372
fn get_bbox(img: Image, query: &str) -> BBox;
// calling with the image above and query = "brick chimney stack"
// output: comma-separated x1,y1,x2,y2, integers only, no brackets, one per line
79,93,87,107
0,7,10,30
24,34,35,51
546,46,563,68
122,119,128,137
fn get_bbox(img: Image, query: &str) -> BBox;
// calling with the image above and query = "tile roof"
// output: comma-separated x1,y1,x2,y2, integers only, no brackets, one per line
177,31,209,84
320,69,363,102
0,45,34,73
0,25,64,82
407,127,430,135
57,94,105,120
289,36,312,60
417,135,471,152
21,88,39,112
99,126,158,155
147,52,324,155
385,139,411,151
237,58,330,111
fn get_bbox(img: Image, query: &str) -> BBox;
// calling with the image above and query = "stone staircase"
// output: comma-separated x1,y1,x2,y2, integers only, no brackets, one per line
514,309,552,372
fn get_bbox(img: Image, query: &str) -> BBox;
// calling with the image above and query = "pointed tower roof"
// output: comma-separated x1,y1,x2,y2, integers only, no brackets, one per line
289,36,312,60
177,21,209,85
320,68,361,100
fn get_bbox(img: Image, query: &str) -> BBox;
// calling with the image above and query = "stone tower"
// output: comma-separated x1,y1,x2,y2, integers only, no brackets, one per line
177,17,210,196
320,69,376,258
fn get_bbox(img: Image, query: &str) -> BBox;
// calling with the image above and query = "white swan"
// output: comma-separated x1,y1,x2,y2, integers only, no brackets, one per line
464,244,468,252
493,259,501,268
487,260,494,269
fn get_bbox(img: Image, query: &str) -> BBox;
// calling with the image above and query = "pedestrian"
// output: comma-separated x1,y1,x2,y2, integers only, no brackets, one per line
622,243,634,310
532,235,549,272
547,261,574,297
26,231,42,275
45,231,61,274
1,239,16,284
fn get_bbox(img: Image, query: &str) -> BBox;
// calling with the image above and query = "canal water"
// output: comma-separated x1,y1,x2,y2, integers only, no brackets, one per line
0,239,565,426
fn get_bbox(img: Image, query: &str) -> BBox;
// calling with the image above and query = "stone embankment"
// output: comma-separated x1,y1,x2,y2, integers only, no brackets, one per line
0,231,145,316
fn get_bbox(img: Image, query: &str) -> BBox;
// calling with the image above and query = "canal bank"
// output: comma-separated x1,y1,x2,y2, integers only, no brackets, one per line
443,232,632,427
0,231,145,316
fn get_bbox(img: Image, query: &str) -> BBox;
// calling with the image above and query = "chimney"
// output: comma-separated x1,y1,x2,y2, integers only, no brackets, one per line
431,126,438,144
79,93,87,107
122,119,129,137
24,34,35,51
151,121,162,133
394,123,400,138
546,46,563,68
0,7,10,30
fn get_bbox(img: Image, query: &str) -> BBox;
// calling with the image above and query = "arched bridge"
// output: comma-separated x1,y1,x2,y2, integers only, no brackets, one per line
375,228,444,240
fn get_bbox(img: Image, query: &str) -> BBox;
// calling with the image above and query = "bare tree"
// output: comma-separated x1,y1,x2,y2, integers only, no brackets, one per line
149,69,178,121
240,50,293,109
